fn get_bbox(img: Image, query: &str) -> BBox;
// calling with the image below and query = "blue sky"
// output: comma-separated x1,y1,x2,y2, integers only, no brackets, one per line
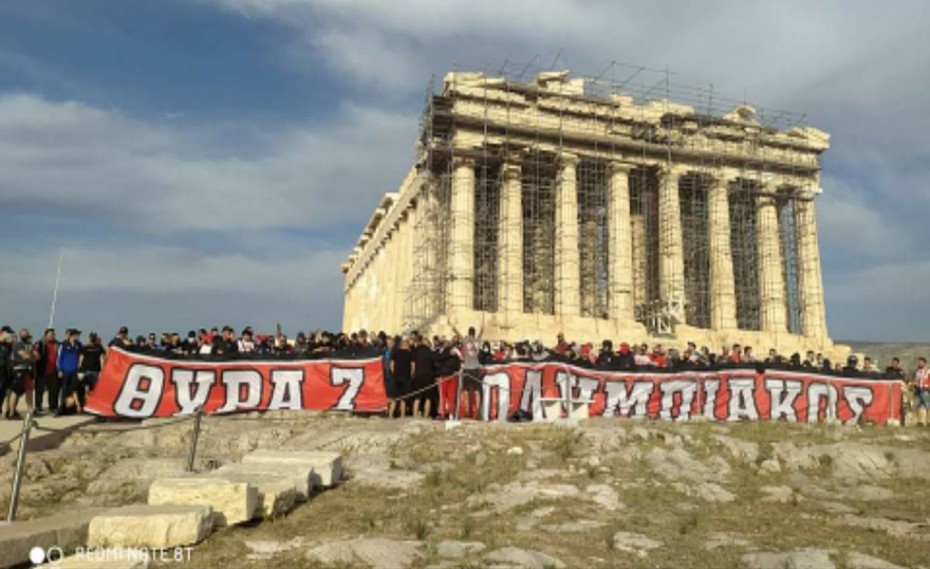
1,0,928,342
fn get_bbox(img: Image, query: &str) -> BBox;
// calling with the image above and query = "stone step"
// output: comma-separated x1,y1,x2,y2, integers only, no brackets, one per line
38,554,150,568
87,505,213,549
0,509,105,569
148,477,258,527
242,450,342,488
214,462,314,501
207,471,297,519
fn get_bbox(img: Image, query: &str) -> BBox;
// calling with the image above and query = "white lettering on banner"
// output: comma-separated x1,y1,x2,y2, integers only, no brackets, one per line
269,370,304,410
807,382,839,423
702,379,720,419
576,376,600,407
482,372,511,421
554,370,575,403
171,370,216,415
843,386,874,425
114,364,165,418
217,370,263,413
764,379,802,422
519,370,544,421
727,378,759,421
553,371,597,416
659,380,697,422
603,381,653,418
330,368,364,411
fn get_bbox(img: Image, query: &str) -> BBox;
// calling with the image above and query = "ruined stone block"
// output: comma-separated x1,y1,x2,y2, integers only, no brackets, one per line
147,477,257,526
242,450,342,488
87,505,212,549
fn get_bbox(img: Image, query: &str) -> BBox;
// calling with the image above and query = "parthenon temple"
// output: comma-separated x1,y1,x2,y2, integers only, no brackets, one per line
342,67,842,357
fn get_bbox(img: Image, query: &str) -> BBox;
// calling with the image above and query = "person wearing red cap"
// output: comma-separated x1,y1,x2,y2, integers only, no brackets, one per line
617,342,635,370
198,332,214,355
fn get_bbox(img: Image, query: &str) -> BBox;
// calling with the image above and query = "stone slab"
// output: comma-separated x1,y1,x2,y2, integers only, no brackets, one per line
87,505,212,549
215,462,314,501
0,415,96,456
148,477,258,526
207,471,297,519
305,538,421,569
242,450,342,488
39,555,150,568
0,509,104,569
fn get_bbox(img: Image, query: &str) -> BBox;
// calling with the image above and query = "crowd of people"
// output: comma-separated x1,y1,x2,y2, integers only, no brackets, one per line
1,323,928,422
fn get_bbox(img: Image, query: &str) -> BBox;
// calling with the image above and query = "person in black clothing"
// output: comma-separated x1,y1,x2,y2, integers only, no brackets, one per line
842,355,860,376
412,337,437,418
0,327,13,417
294,332,311,356
211,326,239,355
617,342,635,370
596,340,618,369
7,330,37,419
886,357,905,380
479,342,493,365
80,332,106,398
109,326,132,349
389,336,414,418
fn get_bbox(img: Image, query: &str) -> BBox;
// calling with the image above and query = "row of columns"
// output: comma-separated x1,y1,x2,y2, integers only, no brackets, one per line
447,156,827,337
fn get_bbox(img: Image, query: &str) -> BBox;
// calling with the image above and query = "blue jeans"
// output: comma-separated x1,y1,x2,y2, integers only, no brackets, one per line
914,387,930,409
916,388,930,409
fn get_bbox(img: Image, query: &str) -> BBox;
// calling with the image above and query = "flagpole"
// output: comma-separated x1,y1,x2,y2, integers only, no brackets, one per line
48,250,63,330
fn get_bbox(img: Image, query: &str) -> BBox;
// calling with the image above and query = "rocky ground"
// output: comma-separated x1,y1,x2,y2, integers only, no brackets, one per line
2,413,930,569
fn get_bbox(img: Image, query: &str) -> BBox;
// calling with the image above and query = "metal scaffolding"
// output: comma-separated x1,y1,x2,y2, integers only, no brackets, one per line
396,60,822,340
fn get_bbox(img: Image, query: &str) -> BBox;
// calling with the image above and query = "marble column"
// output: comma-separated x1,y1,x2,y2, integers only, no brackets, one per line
796,190,827,338
498,161,524,316
607,161,634,321
554,153,580,317
449,157,476,312
708,172,737,330
402,202,419,329
424,184,440,317
658,165,686,305
756,189,788,333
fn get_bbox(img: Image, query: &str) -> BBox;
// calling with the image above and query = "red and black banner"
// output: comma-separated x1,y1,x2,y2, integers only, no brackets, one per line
470,362,903,424
85,348,387,418
87,349,902,424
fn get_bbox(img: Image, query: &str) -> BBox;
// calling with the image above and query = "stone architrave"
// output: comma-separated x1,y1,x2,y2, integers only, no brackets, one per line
607,161,635,322
756,190,788,333
498,160,524,316
554,153,580,317
449,157,476,312
708,172,737,330
658,165,686,306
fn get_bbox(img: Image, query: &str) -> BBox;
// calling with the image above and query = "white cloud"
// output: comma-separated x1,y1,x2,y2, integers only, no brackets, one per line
0,243,348,333
4,0,929,340
0,94,417,234
817,175,909,258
